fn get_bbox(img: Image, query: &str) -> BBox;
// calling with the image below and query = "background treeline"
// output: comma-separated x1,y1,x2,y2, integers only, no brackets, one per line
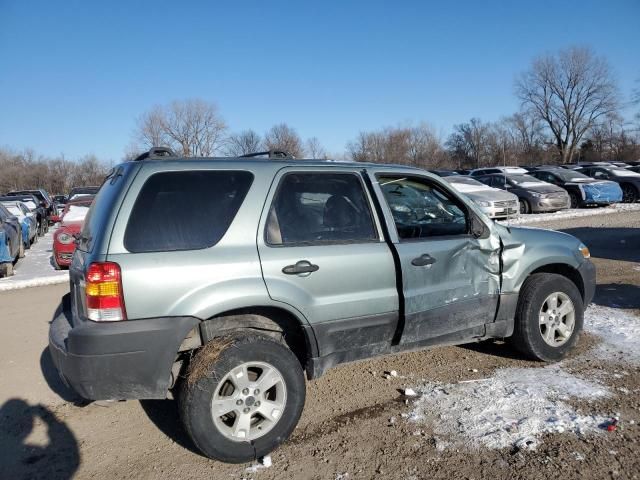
2,47,639,195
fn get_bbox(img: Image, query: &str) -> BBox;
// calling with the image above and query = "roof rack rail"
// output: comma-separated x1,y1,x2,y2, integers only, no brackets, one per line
134,147,177,161
239,150,292,159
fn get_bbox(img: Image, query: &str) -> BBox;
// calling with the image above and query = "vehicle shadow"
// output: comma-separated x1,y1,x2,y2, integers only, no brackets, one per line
593,283,640,309
0,398,80,480
558,227,640,263
139,399,200,455
39,348,86,405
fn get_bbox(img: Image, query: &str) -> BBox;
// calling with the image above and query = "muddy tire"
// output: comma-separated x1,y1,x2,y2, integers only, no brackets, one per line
509,273,583,361
179,332,306,463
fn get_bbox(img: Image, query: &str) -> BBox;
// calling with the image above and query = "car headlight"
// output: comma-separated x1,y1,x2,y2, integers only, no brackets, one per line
477,201,491,207
530,192,543,198
579,244,590,259
57,232,74,244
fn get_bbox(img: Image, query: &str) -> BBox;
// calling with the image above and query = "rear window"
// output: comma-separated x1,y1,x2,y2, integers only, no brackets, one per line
124,170,253,253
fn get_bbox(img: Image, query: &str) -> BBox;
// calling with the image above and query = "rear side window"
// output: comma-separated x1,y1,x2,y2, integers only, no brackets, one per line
124,171,253,253
266,172,377,245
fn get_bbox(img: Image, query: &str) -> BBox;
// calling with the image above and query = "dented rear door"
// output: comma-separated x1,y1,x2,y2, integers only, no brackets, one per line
371,171,501,344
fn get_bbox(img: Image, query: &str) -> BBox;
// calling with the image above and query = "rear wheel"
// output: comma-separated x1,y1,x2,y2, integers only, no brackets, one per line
519,198,530,214
179,332,306,463
509,273,583,361
621,184,638,203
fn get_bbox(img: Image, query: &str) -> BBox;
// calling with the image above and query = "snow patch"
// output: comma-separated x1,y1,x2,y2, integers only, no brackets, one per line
502,203,640,225
584,305,640,363
62,205,89,222
409,364,608,450
409,306,640,451
0,228,69,291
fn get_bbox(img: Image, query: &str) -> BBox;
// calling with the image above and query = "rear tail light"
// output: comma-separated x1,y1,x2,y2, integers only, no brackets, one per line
85,262,127,321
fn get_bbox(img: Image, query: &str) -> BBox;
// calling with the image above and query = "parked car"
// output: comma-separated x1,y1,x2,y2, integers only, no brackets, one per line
470,166,529,176
454,169,471,175
0,194,47,236
7,188,57,224
49,148,595,463
443,176,519,219
52,197,94,269
609,162,630,168
68,186,100,201
628,166,640,174
0,200,38,248
576,166,640,203
428,169,460,177
475,173,570,214
529,168,622,208
53,194,68,215
0,203,23,277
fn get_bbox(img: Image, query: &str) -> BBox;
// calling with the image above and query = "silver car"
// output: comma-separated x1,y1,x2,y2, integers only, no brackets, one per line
444,176,519,219
475,173,571,214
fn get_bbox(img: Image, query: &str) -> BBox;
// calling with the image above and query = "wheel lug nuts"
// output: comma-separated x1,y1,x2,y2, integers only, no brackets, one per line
254,389,260,395
243,407,250,413
236,399,243,405
255,401,261,407
242,388,249,395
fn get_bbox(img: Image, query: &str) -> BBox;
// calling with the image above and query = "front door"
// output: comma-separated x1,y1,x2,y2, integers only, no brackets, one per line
373,173,501,344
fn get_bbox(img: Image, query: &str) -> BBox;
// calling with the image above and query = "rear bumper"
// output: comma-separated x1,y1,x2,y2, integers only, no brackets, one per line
48,294,199,400
578,259,596,306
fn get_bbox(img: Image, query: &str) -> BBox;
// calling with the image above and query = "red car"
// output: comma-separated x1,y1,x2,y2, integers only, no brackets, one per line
52,197,94,269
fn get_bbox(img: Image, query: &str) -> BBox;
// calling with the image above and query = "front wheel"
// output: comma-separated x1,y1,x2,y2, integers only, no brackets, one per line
0,262,14,278
18,241,25,258
179,332,306,463
569,192,580,209
509,273,583,361
519,199,530,214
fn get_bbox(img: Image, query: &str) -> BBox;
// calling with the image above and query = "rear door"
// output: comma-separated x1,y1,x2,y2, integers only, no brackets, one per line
371,172,501,345
257,167,398,357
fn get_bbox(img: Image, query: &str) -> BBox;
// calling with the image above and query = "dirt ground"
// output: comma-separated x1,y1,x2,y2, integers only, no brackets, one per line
1,210,639,480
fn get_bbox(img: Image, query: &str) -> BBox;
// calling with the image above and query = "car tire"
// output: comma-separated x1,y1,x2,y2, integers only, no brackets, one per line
568,192,580,209
18,241,25,258
38,220,45,237
0,261,14,278
509,273,583,362
519,199,530,214
179,332,306,463
621,183,638,203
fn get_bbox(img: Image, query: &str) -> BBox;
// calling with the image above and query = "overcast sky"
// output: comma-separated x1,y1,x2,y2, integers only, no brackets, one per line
1,0,638,161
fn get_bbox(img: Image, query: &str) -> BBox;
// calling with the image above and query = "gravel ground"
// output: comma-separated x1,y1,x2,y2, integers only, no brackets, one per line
0,209,638,480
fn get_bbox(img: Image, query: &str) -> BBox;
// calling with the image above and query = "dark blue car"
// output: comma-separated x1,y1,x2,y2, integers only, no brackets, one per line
0,204,23,277
530,168,622,208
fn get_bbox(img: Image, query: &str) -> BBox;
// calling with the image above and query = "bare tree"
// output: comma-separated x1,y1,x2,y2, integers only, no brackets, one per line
263,123,305,158
133,99,227,156
225,130,262,156
445,118,492,169
305,137,327,159
516,46,619,164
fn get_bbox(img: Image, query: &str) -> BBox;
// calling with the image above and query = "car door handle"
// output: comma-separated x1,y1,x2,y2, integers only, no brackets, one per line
411,254,436,267
282,260,319,275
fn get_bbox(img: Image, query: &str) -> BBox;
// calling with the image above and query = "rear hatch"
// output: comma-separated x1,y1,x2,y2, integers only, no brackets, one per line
69,162,141,324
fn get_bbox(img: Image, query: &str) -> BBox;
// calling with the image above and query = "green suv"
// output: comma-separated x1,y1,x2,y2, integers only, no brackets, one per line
49,148,595,463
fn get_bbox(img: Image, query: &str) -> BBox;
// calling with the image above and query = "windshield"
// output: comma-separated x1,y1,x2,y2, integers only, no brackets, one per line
446,177,484,186
610,168,640,177
5,205,23,217
547,169,591,181
507,174,543,185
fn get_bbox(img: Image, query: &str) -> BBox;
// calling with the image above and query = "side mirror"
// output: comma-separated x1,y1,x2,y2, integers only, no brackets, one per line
471,214,488,238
